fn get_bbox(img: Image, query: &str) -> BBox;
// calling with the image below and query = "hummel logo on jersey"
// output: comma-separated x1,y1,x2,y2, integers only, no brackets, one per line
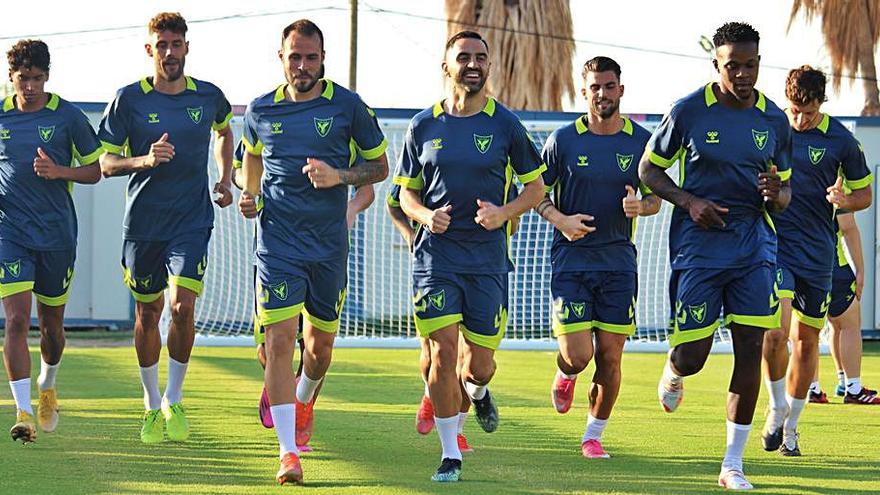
427,290,446,310
3,260,20,279
62,267,73,289
147,113,160,124
38,125,55,143
197,256,207,276
474,134,493,154
0,128,9,140
271,122,283,135
752,129,769,150
688,302,707,324
270,281,289,301
616,153,634,172
570,301,586,319
314,117,333,137
187,106,203,124
494,305,507,331
431,138,443,150
577,155,588,167
705,131,720,144
808,146,826,165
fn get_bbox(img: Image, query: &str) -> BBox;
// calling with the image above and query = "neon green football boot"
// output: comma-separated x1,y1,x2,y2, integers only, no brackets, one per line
161,397,190,442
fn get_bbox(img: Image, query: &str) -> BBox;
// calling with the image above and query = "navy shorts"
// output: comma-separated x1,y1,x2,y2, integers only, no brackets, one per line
122,229,212,303
0,240,75,306
775,265,831,329
828,262,857,319
551,270,636,337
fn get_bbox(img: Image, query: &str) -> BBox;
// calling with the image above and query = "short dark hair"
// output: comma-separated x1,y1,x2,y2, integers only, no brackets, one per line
445,31,489,52
786,65,827,105
7,39,50,73
149,12,188,36
282,19,324,49
582,56,621,80
713,22,760,48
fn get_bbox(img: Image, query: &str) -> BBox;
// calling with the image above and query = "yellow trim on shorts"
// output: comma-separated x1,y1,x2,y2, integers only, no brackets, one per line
592,320,636,335
0,281,34,298
414,313,462,337
552,320,592,337
302,307,340,334
34,289,71,307
168,275,204,296
723,311,781,329
669,320,720,348
792,309,826,330
461,324,504,350
259,302,305,327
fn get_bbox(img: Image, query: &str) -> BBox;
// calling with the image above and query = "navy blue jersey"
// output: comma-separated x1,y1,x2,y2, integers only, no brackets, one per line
0,94,102,250
542,116,652,273
774,114,871,280
393,98,544,274
243,80,387,262
647,83,792,270
99,76,233,241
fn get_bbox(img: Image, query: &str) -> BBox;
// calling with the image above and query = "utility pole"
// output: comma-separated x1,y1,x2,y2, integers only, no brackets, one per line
349,0,358,91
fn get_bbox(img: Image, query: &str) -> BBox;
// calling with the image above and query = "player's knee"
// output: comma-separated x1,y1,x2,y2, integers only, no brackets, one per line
670,350,706,376
763,328,787,351
265,330,296,358
594,351,622,376
136,303,163,329
4,311,29,334
560,350,592,374
170,299,195,325
464,361,495,385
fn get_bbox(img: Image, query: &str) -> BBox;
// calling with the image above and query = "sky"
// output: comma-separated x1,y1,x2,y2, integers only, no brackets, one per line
2,0,877,116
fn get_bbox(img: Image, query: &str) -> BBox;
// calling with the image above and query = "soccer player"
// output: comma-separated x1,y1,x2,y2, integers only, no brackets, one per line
2,39,103,443
394,31,545,482
537,56,660,458
237,19,388,485
760,66,872,456
98,12,235,444
638,22,791,489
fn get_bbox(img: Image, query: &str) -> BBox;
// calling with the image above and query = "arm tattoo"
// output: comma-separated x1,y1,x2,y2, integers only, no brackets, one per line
535,196,554,219
338,161,386,187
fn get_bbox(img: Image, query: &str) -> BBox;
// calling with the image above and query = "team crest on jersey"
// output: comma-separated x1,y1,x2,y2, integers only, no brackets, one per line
270,281,289,301
688,302,707,324
474,134,493,154
616,153,634,172
2,260,20,279
136,275,152,290
576,155,588,167
427,290,446,311
752,129,769,150
808,146,826,165
147,113,160,124
38,125,55,143
705,130,720,144
186,106,203,124
570,301,586,319
314,117,334,137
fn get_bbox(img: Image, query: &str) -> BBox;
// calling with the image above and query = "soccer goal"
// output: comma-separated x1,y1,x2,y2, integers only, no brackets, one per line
163,110,733,351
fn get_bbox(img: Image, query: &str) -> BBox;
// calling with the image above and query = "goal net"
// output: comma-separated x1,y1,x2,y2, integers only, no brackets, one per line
162,111,736,350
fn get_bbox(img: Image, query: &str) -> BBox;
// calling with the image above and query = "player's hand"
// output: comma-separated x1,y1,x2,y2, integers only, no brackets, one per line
622,184,641,218
213,181,233,208
856,270,864,300
238,191,260,219
826,176,847,208
33,147,64,180
510,216,521,236
685,195,728,229
302,157,342,188
145,133,174,168
346,206,358,230
758,165,782,203
474,199,508,231
426,204,452,234
557,213,595,242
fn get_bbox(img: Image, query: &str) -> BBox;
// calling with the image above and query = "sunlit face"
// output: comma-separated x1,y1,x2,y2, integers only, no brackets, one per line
10,66,48,105
582,70,623,119
146,30,188,82
787,99,822,131
443,38,490,94
714,41,760,101
280,32,324,94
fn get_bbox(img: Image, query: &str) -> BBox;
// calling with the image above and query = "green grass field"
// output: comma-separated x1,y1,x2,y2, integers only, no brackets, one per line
1,341,879,494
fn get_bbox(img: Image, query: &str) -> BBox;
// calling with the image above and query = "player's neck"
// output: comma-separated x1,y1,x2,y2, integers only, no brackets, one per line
14,93,49,113
585,113,624,135
713,82,755,110
152,75,187,95
445,89,487,117
285,81,323,103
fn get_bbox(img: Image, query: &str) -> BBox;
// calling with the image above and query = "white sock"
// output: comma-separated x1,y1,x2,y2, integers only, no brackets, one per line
270,403,298,458
837,370,846,388
456,412,468,434
435,415,462,461
163,357,188,405
721,420,751,473
464,381,487,401
557,368,578,381
808,381,821,394
662,359,682,385
424,381,430,398
582,414,608,442
783,393,806,443
139,363,161,411
9,378,33,415
38,358,60,391
766,378,787,415
295,372,323,404
846,376,862,395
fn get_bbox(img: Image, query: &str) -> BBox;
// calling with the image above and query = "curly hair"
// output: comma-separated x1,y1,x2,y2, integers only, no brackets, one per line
713,22,760,48
148,12,188,36
7,39,50,73
786,65,827,105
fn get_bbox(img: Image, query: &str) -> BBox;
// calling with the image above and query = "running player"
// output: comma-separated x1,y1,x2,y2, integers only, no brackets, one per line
237,19,388,485
537,56,660,458
394,31,544,482
98,12,235,444
760,66,872,456
639,22,791,490
2,39,103,442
